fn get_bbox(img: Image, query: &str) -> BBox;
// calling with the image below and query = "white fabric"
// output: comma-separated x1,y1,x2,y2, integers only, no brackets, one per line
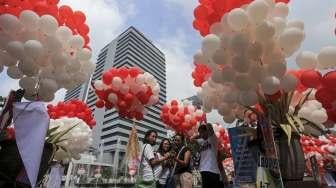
197,135,220,174
140,144,155,181
155,153,170,185
153,153,162,181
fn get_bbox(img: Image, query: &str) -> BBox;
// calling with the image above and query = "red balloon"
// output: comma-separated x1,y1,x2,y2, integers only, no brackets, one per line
83,35,90,45
73,10,86,25
170,105,179,114
96,100,105,108
33,2,48,15
315,87,334,108
102,71,113,85
300,70,322,88
322,71,336,88
125,93,134,104
105,102,114,109
119,67,129,79
171,100,178,106
59,5,73,18
78,24,90,35
129,67,141,77
194,5,208,20
162,105,169,113
46,0,60,5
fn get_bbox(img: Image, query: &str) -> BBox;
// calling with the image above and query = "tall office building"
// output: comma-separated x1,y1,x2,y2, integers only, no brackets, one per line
64,81,90,102
84,27,167,173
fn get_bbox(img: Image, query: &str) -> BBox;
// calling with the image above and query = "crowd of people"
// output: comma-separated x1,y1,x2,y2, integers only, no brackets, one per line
138,123,226,188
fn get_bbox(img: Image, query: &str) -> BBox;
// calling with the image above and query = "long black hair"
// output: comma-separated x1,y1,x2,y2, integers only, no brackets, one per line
157,138,172,155
143,130,158,144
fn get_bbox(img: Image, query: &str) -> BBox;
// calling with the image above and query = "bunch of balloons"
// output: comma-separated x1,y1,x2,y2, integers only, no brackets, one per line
160,100,205,136
93,67,160,120
195,0,307,123
0,1,95,102
50,117,92,162
0,0,90,46
193,0,290,36
47,99,96,128
222,157,234,181
191,63,212,87
300,134,336,175
213,123,231,157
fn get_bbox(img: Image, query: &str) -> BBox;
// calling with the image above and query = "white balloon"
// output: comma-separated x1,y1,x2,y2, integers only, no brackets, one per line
0,30,13,50
232,56,250,73
234,74,255,91
94,80,105,90
18,60,39,77
112,77,122,88
239,90,258,106
217,103,231,116
6,41,25,60
212,49,228,65
249,64,267,83
148,95,159,105
66,59,81,73
51,53,68,67
261,76,280,95
72,72,88,84
80,61,96,75
56,26,72,42
19,10,39,31
229,33,249,54
271,17,286,35
0,50,17,66
273,2,289,18
38,91,55,102
227,8,249,31
39,78,58,92
317,46,336,69
152,85,160,95
19,76,37,93
255,21,275,42
202,34,221,58
69,35,84,49
211,69,223,84
7,66,23,79
77,48,92,61
311,110,328,123
38,15,59,35
280,73,298,92
0,14,23,34
247,42,263,61
209,22,223,35
44,36,62,54
193,50,207,64
120,84,130,95
287,20,304,30
107,93,118,104
223,91,238,104
24,40,44,60
296,51,317,70
247,0,269,23
267,62,286,78
278,28,304,56
222,67,236,82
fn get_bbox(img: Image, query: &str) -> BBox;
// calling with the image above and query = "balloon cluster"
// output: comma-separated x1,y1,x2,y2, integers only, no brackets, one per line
296,47,336,70
0,0,90,46
213,124,231,157
298,100,328,125
0,1,95,102
191,63,212,87
160,100,205,135
47,99,96,128
300,134,336,175
193,0,290,36
195,0,306,123
93,67,160,120
50,117,92,162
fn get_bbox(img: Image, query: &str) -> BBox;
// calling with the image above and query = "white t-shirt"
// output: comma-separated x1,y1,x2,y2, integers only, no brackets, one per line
140,144,155,181
156,153,170,185
197,135,220,174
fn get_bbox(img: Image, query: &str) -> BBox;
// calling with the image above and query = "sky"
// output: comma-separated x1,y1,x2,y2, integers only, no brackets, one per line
1,0,336,125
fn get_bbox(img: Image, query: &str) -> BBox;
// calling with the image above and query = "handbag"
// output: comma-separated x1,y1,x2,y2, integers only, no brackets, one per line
164,146,186,188
135,144,157,188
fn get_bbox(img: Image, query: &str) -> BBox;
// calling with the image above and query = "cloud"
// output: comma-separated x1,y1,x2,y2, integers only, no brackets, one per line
162,0,197,20
155,29,197,101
